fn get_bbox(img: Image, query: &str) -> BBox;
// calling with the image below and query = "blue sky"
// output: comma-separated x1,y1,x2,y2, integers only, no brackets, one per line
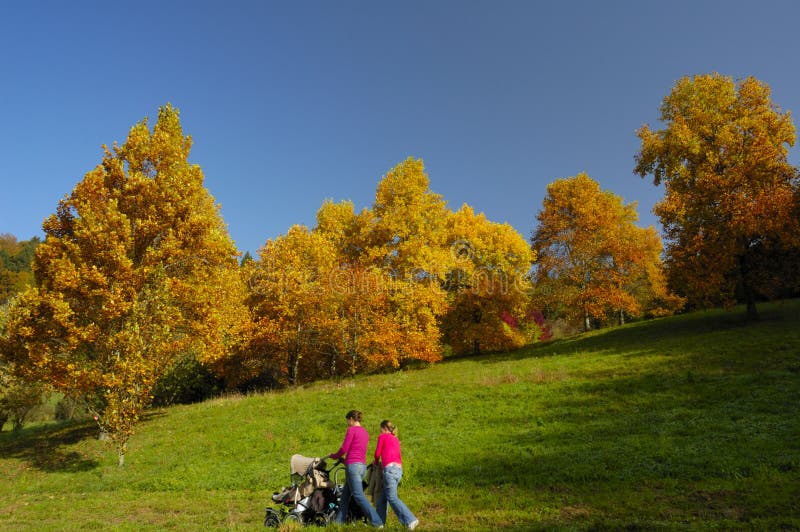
2,1,800,255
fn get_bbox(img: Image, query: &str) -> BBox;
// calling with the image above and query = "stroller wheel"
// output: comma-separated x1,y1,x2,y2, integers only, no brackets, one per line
263,508,281,528
312,512,331,527
284,513,302,525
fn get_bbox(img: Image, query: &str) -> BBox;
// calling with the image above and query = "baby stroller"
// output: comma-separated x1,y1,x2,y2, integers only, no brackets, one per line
264,454,367,527
264,454,338,526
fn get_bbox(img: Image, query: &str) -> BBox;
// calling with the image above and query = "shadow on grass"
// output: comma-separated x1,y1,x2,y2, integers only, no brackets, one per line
424,305,800,526
0,411,167,473
0,422,100,472
442,300,798,369
426,365,799,491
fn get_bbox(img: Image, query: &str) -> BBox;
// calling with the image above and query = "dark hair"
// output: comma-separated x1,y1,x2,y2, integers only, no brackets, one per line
345,410,363,422
380,419,397,435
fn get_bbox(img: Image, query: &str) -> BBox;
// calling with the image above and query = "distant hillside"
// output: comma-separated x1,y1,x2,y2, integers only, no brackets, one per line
1,300,798,530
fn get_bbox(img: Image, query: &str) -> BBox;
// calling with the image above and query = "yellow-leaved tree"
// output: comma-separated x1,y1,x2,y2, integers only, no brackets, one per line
246,225,338,385
315,200,405,374
635,74,800,319
1,105,244,465
442,205,538,354
360,158,452,364
315,159,542,363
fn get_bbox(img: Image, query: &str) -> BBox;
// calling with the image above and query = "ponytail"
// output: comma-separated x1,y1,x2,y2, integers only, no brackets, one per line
346,410,363,422
380,419,397,436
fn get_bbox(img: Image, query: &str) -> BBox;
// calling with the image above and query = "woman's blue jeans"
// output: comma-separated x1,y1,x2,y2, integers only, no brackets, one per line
337,462,383,527
376,465,417,527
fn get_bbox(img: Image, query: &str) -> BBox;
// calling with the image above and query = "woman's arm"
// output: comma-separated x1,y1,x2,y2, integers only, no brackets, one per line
373,433,384,465
329,427,354,460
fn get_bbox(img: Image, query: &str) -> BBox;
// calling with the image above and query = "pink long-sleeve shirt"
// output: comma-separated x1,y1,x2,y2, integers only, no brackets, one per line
374,432,403,467
329,425,370,465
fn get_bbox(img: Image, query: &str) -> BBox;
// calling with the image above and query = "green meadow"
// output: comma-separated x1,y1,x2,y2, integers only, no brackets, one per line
1,300,798,530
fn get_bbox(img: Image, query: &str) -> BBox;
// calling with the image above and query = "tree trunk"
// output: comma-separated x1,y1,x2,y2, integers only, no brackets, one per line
329,348,337,379
349,347,357,376
286,343,298,386
746,297,759,321
350,323,359,376
618,309,625,326
584,309,591,332
117,442,126,467
739,251,759,321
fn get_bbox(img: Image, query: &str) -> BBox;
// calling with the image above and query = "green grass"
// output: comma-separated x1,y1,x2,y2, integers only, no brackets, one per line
1,300,799,530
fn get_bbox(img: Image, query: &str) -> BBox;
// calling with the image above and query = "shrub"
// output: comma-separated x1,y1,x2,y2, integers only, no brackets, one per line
151,356,222,407
1,381,48,430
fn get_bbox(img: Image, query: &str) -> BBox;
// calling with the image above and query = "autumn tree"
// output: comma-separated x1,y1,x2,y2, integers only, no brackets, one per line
242,157,546,379
322,262,405,375
0,105,244,465
246,225,339,385
442,205,538,354
315,201,407,374
314,159,544,363
359,158,451,364
314,160,452,369
242,163,455,389
0,301,49,431
618,225,685,320
635,74,800,319
366,158,453,279
531,173,678,331
315,199,374,265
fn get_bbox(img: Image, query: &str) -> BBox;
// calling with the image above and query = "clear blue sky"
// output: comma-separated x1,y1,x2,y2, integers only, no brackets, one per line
2,1,800,255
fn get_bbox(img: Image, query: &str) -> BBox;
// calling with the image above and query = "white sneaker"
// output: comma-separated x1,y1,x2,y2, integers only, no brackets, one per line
408,519,419,530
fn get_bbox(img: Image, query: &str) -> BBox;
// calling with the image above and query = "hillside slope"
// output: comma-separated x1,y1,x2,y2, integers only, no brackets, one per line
1,301,799,530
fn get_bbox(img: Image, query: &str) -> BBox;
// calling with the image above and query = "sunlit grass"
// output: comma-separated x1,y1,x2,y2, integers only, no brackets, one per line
1,300,798,530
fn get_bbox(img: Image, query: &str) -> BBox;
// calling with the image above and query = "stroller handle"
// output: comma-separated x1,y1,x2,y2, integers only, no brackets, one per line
326,458,344,473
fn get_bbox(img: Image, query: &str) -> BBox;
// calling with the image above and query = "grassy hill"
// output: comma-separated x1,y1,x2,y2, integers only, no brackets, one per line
1,300,798,530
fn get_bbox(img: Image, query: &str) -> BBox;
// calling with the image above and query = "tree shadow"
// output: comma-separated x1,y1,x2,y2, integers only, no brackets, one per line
442,305,770,369
0,421,100,472
0,410,166,473
425,303,800,526
424,366,798,497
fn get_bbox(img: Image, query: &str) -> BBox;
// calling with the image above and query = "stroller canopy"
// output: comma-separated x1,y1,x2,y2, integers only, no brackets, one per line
291,454,321,476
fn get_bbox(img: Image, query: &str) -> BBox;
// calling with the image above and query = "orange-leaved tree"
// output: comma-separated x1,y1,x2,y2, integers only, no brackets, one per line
246,225,339,385
442,204,538,354
0,105,244,465
531,173,677,331
635,74,800,320
315,200,410,373
323,262,407,375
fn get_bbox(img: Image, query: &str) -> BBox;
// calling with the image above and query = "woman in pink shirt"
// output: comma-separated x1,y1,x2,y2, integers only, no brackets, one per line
373,420,419,530
329,410,382,527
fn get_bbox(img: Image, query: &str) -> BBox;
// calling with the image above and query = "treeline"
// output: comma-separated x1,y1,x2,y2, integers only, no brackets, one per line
0,235,39,305
2,73,800,464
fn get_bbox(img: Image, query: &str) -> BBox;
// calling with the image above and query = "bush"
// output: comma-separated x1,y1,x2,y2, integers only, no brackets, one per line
1,385,49,430
0,363,49,430
151,356,222,407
